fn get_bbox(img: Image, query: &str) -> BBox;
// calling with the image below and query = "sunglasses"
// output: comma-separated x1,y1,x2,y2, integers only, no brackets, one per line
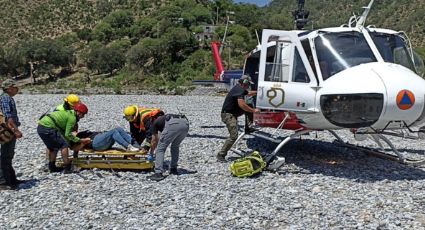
124,115,135,121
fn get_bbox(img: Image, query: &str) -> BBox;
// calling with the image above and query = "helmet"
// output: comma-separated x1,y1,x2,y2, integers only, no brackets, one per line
73,103,88,114
124,105,138,116
64,94,80,106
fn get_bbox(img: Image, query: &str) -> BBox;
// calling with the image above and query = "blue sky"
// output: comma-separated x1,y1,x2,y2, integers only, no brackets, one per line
233,0,269,6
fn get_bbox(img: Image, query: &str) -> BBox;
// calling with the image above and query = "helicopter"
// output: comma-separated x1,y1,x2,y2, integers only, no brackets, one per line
228,0,425,169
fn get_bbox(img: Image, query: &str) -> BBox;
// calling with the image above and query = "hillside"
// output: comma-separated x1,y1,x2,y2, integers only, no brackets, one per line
1,0,423,46
0,0,424,93
0,0,169,45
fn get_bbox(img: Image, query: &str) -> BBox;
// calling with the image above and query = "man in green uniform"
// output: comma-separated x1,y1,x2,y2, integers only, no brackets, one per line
37,103,91,173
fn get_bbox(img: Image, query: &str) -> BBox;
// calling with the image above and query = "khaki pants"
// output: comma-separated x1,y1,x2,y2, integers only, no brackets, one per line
219,113,239,157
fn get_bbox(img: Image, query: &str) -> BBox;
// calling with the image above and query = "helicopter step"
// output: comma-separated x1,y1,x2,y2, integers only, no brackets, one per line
230,128,311,170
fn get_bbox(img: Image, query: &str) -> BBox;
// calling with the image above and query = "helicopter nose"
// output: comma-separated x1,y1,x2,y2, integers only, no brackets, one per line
319,64,386,128
372,63,425,128
319,63,425,129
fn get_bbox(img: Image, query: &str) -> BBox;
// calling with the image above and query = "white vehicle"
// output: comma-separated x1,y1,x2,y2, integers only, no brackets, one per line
234,0,425,168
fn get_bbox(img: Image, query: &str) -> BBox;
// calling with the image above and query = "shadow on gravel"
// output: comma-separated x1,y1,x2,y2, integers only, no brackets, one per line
244,138,425,182
16,179,41,190
187,133,227,139
199,125,226,129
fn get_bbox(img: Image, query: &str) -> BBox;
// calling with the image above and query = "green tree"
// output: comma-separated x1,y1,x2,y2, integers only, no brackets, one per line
87,45,126,75
92,22,114,42
127,38,165,73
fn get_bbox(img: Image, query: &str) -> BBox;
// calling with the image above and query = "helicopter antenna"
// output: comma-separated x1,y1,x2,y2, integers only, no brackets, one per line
292,0,309,30
356,0,374,28
255,29,260,46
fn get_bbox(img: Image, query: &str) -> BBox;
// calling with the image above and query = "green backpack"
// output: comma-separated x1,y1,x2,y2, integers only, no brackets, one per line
229,151,266,177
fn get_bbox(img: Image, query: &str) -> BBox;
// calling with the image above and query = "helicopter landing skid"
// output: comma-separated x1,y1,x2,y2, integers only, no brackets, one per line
328,130,425,166
230,129,311,170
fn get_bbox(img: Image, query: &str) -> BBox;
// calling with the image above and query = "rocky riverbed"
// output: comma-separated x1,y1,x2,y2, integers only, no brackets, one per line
0,93,424,229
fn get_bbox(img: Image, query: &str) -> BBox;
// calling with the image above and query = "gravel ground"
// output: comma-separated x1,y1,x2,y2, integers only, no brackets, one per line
0,93,425,229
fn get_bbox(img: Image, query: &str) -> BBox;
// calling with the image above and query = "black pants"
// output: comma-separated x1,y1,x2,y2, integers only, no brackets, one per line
1,139,17,186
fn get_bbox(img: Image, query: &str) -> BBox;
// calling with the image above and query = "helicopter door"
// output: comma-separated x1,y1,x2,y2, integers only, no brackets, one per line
256,29,318,113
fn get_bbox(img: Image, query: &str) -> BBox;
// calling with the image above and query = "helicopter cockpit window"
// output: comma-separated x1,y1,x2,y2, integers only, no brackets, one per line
314,32,377,80
292,48,310,83
265,41,291,82
369,32,416,72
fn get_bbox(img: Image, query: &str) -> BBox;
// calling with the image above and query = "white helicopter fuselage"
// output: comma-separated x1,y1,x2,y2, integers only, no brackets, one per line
247,27,425,131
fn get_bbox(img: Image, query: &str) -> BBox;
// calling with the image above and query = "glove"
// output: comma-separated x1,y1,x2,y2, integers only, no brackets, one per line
147,154,155,162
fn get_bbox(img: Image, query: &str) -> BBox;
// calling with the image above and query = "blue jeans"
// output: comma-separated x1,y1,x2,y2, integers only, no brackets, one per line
92,127,132,151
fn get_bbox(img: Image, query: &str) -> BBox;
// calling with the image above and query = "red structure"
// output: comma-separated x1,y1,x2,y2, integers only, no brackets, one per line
211,41,224,81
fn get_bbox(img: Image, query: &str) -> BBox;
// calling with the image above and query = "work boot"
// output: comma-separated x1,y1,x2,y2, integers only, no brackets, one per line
169,168,179,175
147,173,166,182
62,164,73,174
0,184,16,191
216,154,227,163
48,162,62,173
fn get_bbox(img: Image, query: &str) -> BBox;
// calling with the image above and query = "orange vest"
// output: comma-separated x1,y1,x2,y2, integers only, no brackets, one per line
133,108,162,131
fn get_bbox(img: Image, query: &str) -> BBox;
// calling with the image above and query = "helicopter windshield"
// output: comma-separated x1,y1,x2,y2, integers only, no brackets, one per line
314,31,377,80
369,32,416,72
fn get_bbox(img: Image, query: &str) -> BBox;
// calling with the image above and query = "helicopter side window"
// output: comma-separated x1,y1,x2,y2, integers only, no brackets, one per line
301,39,317,77
292,48,310,83
369,32,416,72
265,41,291,82
314,32,377,80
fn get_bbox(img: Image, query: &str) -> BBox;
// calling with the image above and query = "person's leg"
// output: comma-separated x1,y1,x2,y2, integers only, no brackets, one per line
245,111,254,130
169,119,189,170
111,128,132,148
91,130,115,151
115,127,132,145
218,113,238,157
0,139,17,186
37,125,68,172
153,127,175,174
60,147,71,164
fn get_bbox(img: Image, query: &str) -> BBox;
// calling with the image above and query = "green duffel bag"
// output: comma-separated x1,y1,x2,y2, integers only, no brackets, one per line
229,151,266,177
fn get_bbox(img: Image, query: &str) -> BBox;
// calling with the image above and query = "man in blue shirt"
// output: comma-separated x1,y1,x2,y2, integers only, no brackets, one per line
0,79,24,190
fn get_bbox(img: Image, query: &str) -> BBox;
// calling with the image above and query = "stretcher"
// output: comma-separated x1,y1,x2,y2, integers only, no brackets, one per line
59,148,154,170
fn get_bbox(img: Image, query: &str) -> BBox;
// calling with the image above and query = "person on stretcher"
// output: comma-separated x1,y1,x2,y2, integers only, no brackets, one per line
72,127,141,152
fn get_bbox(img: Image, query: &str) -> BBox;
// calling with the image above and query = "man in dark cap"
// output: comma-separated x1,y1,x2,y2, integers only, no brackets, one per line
0,79,25,190
217,75,259,162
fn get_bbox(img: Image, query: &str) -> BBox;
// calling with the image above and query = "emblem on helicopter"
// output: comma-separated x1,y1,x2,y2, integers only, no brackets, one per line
266,87,285,107
396,89,415,110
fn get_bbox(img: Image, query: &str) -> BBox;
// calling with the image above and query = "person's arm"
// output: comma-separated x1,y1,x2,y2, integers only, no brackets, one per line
247,90,257,96
237,99,260,113
1,97,22,138
7,118,22,138
64,116,81,143
150,132,159,155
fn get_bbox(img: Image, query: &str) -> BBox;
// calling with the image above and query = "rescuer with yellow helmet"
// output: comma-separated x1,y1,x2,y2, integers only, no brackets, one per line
55,94,80,111
39,94,81,172
123,105,164,146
